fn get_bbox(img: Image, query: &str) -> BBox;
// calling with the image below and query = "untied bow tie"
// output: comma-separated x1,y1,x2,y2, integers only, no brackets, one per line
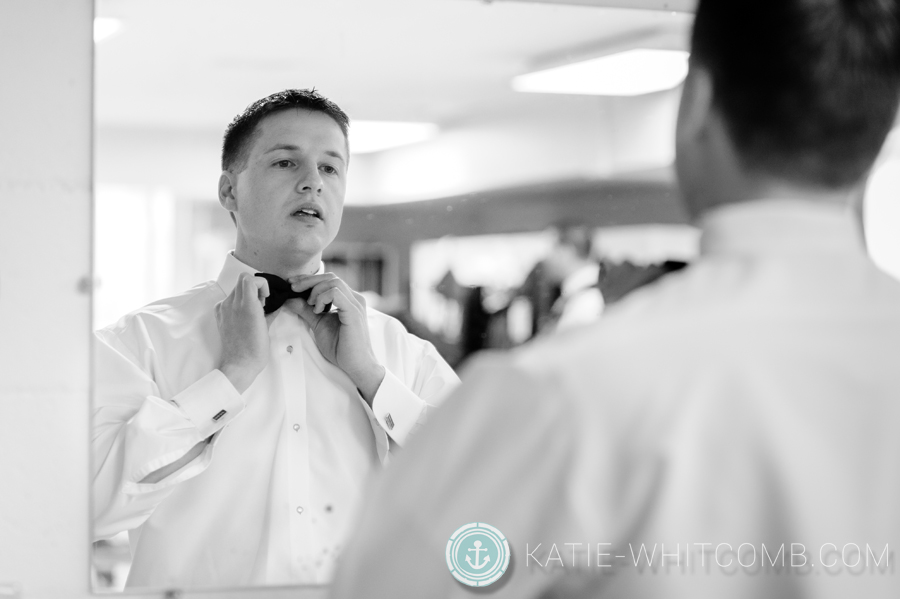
254,272,332,315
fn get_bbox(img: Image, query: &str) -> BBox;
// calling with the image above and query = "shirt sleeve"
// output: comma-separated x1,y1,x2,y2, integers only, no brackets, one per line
92,327,246,540
369,322,459,447
370,369,426,446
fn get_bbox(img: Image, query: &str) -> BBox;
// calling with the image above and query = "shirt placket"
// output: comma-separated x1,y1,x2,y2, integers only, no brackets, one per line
275,320,314,580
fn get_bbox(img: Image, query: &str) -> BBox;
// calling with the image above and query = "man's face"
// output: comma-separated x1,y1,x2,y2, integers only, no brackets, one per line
226,108,348,271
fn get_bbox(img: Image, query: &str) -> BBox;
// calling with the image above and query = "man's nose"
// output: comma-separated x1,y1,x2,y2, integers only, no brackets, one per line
295,161,323,193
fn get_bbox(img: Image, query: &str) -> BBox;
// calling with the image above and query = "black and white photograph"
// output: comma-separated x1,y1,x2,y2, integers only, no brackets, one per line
2,1,900,598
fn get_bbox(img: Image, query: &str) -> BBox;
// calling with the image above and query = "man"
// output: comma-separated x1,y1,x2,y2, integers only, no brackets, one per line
331,1,900,598
92,89,458,588
543,223,604,332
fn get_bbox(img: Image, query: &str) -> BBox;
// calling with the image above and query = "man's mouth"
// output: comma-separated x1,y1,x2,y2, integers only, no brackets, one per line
291,206,322,220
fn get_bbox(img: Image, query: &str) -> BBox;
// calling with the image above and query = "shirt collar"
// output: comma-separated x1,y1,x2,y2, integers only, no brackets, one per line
216,252,326,296
699,199,866,257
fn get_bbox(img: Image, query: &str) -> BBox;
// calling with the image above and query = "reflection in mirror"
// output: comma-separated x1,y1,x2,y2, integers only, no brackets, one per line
91,0,718,592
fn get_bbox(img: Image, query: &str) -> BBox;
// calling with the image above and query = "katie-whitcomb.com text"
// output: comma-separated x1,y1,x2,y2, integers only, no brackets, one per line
525,542,893,575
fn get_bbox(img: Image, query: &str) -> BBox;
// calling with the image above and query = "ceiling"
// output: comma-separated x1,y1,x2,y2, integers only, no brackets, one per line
94,0,694,132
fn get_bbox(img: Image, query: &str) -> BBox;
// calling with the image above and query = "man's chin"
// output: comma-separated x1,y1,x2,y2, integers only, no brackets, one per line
283,239,330,264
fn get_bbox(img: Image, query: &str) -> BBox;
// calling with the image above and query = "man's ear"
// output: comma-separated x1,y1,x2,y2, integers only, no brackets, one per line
676,64,714,144
218,171,238,213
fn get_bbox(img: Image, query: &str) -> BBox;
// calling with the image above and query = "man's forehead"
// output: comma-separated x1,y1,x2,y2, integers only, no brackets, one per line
251,109,348,157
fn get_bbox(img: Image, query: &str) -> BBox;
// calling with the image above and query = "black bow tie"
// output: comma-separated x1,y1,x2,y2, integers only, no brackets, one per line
254,272,331,315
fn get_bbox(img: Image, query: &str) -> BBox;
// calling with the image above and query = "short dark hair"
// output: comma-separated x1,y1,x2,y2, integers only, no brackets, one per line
691,0,900,188
221,88,350,172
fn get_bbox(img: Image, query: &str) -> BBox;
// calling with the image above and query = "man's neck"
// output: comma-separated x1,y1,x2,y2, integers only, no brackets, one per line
688,171,861,222
233,247,322,278
742,177,858,207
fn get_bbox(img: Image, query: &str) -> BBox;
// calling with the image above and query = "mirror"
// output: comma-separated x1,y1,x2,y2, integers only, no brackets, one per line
91,0,702,592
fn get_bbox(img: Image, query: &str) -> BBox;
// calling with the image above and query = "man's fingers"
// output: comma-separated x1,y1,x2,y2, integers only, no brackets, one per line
239,273,256,304
251,274,270,299
305,280,339,305
251,274,270,308
307,279,358,309
351,289,367,306
234,273,246,303
243,275,257,306
317,287,361,319
228,273,266,314
313,288,338,313
288,297,319,328
331,288,357,319
290,273,338,293
289,274,362,317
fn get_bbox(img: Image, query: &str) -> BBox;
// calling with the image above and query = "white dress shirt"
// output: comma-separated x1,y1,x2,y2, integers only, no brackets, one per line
93,252,459,588
552,262,604,332
332,200,900,599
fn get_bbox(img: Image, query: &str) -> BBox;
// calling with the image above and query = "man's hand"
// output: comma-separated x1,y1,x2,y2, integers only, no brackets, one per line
216,272,272,393
286,273,385,404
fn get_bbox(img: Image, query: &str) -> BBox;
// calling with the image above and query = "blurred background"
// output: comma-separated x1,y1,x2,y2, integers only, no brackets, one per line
91,0,900,589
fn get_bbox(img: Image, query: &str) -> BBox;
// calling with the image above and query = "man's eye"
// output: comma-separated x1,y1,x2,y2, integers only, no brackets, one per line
274,160,294,168
321,164,338,175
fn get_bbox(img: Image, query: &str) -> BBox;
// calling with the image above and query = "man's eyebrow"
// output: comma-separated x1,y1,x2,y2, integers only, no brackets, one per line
324,150,347,164
263,144,346,164
263,143,301,154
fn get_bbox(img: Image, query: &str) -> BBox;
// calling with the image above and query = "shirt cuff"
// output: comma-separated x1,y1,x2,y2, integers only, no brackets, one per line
370,369,426,447
175,369,246,439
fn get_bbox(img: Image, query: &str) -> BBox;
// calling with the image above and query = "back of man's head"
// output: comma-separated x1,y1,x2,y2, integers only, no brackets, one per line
221,88,350,173
692,0,900,189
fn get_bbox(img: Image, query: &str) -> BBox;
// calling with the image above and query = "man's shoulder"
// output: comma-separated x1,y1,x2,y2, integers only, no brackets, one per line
510,263,729,375
514,251,900,381
97,280,221,339
365,306,423,343
364,305,448,360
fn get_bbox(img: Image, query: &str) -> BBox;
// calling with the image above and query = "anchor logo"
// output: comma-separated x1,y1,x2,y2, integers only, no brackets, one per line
465,540,491,569
446,522,510,587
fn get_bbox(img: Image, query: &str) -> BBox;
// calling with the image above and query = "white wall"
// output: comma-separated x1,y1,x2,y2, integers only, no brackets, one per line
96,127,223,200
96,87,682,207
0,1,93,597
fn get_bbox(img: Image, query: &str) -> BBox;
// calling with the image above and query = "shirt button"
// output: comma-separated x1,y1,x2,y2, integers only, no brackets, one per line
293,424,301,432
286,345,293,353
296,506,304,515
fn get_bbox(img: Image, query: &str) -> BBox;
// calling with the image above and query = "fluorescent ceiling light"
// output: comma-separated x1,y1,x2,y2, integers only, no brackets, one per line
513,48,690,97
94,18,122,43
349,121,439,154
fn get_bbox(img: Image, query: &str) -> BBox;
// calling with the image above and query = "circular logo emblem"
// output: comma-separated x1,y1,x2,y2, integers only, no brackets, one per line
446,522,510,587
